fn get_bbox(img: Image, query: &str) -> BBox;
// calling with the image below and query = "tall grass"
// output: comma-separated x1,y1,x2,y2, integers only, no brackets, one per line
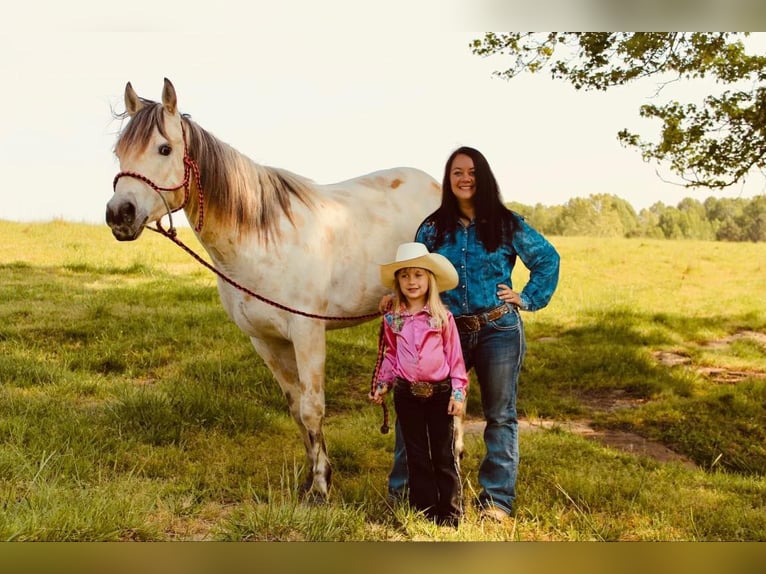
1,220,765,540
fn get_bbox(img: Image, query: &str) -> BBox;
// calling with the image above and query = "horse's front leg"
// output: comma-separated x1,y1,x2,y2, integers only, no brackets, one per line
250,331,331,499
290,325,331,498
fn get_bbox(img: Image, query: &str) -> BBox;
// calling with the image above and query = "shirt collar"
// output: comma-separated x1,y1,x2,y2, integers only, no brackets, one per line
397,303,433,317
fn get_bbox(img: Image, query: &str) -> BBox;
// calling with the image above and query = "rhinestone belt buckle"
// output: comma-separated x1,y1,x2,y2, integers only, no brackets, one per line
410,382,434,398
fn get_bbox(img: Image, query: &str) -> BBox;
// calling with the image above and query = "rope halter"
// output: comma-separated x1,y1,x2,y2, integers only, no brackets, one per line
112,120,204,234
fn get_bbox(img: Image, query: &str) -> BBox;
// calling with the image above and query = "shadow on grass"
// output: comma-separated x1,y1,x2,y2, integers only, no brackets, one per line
1,264,285,437
3,267,765,477
523,308,766,475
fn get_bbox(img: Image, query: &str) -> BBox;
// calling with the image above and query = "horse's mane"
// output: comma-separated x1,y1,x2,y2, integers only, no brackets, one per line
114,100,315,243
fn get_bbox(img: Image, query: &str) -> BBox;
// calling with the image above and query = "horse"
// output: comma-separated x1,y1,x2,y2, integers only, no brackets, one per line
105,78,442,498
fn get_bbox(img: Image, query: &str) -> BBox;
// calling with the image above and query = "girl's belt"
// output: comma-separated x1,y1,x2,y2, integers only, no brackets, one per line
455,303,511,333
395,377,451,398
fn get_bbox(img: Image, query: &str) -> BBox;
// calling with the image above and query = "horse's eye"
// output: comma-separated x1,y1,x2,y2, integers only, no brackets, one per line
159,144,172,156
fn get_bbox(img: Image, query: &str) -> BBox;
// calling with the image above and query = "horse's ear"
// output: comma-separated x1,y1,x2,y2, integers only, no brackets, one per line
124,82,144,117
162,78,178,115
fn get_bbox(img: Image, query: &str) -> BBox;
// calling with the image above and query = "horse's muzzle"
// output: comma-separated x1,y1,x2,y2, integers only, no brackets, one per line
105,199,146,241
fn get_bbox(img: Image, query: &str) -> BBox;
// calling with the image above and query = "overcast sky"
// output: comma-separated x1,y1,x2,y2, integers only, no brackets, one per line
1,2,764,224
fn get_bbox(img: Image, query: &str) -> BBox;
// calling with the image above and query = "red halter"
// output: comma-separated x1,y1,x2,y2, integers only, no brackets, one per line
112,120,205,233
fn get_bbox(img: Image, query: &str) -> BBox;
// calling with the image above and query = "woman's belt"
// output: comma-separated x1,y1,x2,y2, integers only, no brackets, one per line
395,377,451,398
454,303,512,333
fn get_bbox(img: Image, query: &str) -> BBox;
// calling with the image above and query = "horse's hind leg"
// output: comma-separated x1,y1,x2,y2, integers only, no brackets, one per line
250,335,331,499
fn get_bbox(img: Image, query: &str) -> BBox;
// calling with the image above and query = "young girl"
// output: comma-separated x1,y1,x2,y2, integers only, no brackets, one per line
370,242,469,526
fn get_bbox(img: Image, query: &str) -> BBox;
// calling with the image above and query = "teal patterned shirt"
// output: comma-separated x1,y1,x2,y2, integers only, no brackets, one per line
415,214,560,314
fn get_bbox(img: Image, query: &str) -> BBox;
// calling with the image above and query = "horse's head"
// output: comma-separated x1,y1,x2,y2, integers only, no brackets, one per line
106,78,190,241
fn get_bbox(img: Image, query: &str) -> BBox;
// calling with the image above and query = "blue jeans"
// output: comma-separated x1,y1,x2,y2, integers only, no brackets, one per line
389,307,526,514
388,417,409,498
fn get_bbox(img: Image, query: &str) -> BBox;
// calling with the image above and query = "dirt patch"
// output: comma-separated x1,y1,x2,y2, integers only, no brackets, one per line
653,351,692,366
700,330,766,349
461,390,693,467
462,416,697,469
653,329,766,383
696,366,766,383
576,388,648,412
460,330,765,469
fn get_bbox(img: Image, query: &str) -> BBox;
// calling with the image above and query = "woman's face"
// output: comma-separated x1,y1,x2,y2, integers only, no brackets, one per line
449,153,476,202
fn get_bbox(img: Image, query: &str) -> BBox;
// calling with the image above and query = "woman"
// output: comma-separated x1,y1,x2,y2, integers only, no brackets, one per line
386,146,560,521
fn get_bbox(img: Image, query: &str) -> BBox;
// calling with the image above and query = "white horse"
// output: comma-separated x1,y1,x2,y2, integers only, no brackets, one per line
105,78,441,497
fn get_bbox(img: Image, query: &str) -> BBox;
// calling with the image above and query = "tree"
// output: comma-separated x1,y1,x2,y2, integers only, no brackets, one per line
471,33,766,190
606,195,640,237
739,195,766,241
635,205,665,239
658,208,684,239
676,198,715,240
556,195,630,237
704,197,747,240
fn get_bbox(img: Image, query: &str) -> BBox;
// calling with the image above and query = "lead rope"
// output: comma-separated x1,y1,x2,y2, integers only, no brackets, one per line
369,321,390,434
150,222,388,430
149,223,382,322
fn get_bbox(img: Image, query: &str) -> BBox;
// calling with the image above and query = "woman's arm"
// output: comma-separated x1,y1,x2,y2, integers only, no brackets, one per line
512,218,560,311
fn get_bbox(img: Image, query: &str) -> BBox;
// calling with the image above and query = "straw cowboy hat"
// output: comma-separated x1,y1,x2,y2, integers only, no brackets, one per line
380,242,459,292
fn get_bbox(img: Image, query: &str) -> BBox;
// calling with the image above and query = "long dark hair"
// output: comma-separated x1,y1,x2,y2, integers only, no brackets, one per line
429,146,520,252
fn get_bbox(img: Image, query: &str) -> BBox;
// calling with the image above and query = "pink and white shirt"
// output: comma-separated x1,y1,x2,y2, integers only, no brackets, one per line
378,304,468,394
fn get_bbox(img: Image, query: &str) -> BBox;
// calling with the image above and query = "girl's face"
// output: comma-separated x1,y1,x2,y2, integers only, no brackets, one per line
396,267,430,305
449,153,476,202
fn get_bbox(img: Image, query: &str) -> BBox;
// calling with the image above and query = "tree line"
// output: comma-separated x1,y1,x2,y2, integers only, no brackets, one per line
508,193,766,242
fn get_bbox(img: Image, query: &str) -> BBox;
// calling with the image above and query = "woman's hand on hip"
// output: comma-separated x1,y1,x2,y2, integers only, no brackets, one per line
497,283,520,307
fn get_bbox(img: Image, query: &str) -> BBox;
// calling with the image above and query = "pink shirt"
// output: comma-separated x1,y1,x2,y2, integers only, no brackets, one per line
378,305,468,393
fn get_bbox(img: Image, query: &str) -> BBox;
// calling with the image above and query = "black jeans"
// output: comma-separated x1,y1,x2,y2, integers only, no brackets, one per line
393,383,462,524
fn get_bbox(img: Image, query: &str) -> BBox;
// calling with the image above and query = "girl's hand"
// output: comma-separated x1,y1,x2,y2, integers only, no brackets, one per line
369,384,388,405
378,293,394,313
448,398,464,417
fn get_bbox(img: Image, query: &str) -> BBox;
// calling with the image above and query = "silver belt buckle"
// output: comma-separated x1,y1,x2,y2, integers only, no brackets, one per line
410,382,434,398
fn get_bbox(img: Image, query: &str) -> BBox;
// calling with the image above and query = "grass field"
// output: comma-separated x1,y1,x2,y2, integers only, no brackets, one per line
1,219,765,541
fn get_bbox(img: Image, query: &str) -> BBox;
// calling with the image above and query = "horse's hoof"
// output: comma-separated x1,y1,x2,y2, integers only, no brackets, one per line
305,490,329,505
298,485,329,504
298,477,314,496
298,477,330,503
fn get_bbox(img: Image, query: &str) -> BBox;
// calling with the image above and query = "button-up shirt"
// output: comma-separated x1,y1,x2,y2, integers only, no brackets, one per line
416,214,560,314
378,305,468,393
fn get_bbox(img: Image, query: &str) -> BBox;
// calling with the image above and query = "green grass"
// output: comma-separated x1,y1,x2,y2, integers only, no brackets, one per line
1,220,765,540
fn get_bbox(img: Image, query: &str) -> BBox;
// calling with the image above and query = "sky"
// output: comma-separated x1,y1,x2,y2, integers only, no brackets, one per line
1,2,764,225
